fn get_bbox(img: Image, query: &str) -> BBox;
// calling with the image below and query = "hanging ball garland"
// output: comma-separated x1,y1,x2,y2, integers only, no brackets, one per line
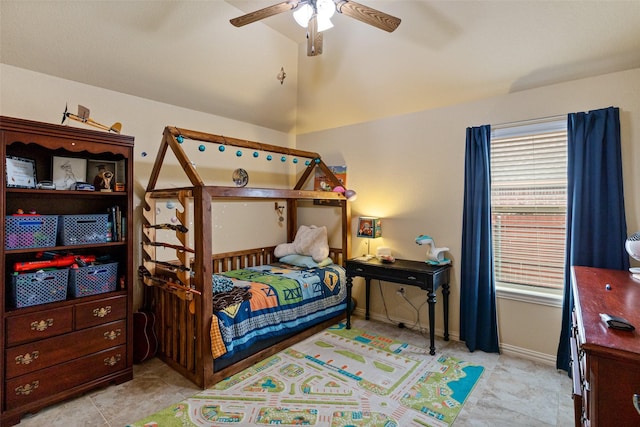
196,145,316,168
177,135,184,143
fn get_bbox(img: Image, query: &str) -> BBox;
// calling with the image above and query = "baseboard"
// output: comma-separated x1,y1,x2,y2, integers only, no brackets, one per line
352,308,557,367
498,342,557,366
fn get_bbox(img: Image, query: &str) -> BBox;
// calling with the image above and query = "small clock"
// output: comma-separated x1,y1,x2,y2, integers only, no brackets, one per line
232,168,248,187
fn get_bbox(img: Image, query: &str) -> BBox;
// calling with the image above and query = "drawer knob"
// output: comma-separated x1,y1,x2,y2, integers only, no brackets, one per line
15,351,40,365
15,381,39,396
104,329,122,341
104,354,122,366
30,319,54,332
93,306,112,318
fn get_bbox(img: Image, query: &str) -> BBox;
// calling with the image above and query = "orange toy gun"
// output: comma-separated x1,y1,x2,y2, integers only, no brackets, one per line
14,255,96,272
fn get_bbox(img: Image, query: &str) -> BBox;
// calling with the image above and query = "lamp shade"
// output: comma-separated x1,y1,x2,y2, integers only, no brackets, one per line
357,217,382,239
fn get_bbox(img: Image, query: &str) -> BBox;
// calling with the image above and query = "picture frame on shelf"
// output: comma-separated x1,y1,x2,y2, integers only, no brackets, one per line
5,155,37,188
87,159,117,192
52,156,87,190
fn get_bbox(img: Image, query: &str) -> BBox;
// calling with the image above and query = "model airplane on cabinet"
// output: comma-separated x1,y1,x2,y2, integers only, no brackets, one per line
61,104,122,133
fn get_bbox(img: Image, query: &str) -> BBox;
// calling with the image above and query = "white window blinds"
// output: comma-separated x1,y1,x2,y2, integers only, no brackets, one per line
490,121,567,290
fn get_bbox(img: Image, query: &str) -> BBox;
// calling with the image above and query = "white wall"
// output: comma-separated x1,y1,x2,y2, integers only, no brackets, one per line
0,64,295,308
297,68,640,364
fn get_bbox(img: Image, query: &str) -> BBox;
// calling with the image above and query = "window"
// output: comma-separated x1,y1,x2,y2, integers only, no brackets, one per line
490,119,567,295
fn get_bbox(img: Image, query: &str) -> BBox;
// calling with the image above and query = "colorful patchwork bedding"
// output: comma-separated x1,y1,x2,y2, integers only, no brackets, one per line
209,262,346,359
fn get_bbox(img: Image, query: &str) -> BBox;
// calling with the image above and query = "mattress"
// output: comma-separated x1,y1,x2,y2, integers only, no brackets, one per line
209,262,346,359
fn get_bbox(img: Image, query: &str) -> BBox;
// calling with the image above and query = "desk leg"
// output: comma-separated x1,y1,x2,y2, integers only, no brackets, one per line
442,282,450,341
365,278,371,320
428,289,436,355
346,275,353,329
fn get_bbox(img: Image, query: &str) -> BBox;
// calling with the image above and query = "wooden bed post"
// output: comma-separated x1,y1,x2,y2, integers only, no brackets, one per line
194,185,213,388
286,199,297,242
341,200,351,264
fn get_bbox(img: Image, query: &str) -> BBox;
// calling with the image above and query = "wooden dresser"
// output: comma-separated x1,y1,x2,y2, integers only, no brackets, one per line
1,117,134,426
571,266,640,427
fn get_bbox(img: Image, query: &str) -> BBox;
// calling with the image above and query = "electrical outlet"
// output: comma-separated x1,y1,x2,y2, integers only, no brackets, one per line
396,287,405,296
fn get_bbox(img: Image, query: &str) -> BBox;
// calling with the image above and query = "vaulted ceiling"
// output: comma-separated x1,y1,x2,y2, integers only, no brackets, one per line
1,1,639,134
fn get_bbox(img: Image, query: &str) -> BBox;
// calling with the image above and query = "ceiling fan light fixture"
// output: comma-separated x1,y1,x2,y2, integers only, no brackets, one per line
293,4,313,27
317,0,336,19
294,0,335,31
317,15,333,32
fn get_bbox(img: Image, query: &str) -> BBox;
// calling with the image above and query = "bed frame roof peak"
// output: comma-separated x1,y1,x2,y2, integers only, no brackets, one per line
145,126,346,199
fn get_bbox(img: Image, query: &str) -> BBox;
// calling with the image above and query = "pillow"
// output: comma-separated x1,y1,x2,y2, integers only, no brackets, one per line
279,254,333,268
274,225,330,262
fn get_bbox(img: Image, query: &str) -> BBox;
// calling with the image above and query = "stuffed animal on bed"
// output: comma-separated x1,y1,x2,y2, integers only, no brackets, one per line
274,225,329,262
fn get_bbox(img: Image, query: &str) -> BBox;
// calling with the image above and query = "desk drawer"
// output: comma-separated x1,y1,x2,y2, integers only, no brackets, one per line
348,265,427,287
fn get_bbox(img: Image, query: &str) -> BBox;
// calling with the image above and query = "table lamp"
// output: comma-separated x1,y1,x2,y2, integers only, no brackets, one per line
357,216,382,259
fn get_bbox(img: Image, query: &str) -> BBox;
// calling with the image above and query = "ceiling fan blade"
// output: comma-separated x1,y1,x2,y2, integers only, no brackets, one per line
336,0,401,32
306,14,323,56
230,1,301,27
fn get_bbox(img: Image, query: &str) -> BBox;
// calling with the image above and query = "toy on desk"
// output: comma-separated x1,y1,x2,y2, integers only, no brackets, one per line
415,234,451,265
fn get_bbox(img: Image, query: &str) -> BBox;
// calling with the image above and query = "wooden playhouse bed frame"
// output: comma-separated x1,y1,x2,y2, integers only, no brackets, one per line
141,126,351,388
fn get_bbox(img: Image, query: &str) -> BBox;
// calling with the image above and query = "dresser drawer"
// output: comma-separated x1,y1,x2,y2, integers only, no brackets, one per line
5,320,126,379
6,307,73,346
5,345,127,411
75,295,126,329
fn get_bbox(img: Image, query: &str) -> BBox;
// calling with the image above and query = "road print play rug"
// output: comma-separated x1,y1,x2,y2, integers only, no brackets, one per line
128,323,484,427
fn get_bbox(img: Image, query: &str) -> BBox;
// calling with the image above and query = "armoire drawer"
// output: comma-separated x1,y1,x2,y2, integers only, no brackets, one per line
75,295,127,329
5,320,126,379
6,306,73,346
5,345,127,411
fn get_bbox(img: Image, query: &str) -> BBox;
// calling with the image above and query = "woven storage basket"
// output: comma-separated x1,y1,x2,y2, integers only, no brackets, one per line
10,268,69,308
68,262,118,297
58,214,109,246
5,215,58,249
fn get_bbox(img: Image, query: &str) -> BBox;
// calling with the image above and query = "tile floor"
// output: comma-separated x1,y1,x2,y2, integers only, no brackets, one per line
14,318,574,427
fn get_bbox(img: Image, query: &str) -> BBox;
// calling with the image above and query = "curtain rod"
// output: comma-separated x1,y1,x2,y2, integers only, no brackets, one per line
492,114,566,130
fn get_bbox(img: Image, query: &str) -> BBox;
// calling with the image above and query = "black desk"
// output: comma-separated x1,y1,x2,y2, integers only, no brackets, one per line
345,257,451,355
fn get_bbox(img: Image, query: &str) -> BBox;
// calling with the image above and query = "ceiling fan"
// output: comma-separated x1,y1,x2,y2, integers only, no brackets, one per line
230,0,401,56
